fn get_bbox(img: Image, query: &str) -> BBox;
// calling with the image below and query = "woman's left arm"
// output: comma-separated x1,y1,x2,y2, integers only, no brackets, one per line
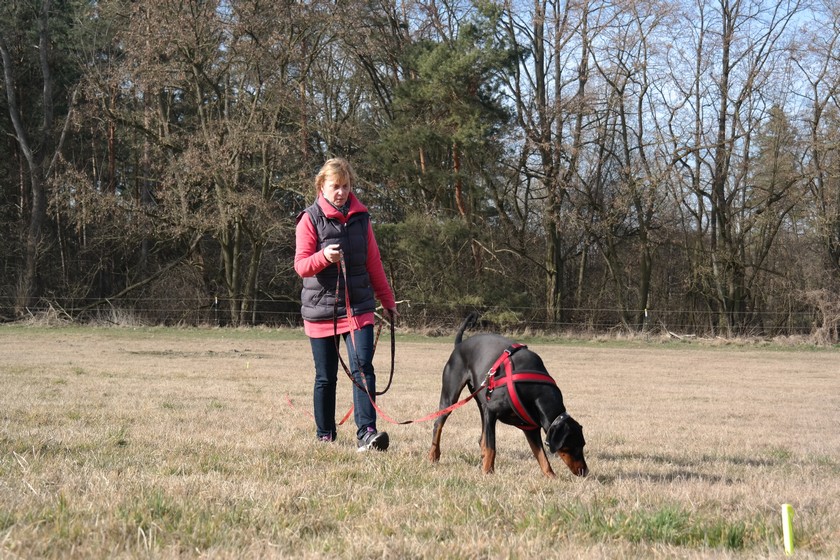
366,223,396,310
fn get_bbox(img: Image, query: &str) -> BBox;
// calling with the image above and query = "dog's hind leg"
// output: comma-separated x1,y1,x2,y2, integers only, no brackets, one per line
523,429,556,478
428,414,448,462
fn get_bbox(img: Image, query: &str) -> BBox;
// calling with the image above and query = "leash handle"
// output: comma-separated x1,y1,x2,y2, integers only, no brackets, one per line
333,250,396,397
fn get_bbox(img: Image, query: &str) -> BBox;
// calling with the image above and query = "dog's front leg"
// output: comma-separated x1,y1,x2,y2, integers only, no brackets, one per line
480,415,497,474
524,429,556,478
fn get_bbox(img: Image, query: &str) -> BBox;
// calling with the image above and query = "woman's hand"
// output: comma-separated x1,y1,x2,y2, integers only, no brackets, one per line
382,307,399,323
323,244,341,264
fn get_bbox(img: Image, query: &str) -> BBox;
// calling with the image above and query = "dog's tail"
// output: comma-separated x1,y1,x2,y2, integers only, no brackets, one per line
454,312,480,345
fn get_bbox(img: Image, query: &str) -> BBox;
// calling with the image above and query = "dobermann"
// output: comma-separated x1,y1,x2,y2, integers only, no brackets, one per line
428,315,588,477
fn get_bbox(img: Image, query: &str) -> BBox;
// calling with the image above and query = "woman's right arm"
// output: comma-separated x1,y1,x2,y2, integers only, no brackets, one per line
294,217,330,278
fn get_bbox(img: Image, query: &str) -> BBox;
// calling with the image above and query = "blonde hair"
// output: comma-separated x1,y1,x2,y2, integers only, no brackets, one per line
314,158,356,198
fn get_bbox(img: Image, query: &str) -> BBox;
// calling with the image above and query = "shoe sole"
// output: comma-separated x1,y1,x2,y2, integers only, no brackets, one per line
357,431,389,452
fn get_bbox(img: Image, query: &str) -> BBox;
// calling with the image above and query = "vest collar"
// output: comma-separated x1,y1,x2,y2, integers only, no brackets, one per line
317,192,368,221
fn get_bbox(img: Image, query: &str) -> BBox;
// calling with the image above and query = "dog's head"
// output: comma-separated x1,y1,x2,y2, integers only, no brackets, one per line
546,412,588,477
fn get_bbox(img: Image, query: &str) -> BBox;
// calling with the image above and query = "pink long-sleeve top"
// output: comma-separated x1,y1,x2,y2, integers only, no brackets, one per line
294,193,396,338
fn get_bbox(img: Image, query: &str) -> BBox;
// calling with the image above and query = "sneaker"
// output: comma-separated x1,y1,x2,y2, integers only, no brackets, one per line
356,427,389,452
317,434,334,443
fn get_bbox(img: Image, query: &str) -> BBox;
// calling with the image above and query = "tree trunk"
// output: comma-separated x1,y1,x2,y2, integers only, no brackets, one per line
0,1,54,315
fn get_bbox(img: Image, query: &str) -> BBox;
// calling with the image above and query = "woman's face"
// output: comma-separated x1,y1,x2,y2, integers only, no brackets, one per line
321,173,351,207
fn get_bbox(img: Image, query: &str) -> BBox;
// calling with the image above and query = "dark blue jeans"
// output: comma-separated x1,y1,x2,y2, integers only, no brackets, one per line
310,324,377,440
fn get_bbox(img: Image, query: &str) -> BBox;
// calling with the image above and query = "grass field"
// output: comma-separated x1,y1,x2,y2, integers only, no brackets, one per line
1,325,838,559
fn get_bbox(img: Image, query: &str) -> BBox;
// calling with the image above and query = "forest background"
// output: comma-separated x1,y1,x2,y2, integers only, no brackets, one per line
1,0,839,340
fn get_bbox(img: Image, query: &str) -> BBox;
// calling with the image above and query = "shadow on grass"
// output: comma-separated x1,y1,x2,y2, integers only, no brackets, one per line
588,450,791,485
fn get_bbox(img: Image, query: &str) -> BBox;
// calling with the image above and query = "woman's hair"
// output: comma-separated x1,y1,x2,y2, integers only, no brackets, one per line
314,158,356,198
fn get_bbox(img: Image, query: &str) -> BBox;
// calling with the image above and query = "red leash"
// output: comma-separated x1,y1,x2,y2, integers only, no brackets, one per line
285,395,354,425
292,251,495,427
331,251,488,425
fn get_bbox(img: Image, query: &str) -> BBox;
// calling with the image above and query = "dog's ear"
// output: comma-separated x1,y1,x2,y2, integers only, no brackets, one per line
546,414,585,453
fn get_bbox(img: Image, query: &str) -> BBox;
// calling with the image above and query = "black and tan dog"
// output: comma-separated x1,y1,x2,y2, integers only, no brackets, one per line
429,315,588,477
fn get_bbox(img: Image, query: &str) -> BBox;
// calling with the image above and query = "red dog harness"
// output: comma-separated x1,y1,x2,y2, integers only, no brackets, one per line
485,344,556,431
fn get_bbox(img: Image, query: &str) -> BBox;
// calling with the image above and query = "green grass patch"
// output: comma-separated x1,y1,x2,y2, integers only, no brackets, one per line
534,502,765,550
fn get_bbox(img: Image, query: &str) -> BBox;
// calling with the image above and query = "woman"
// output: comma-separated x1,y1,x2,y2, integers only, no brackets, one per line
294,158,398,451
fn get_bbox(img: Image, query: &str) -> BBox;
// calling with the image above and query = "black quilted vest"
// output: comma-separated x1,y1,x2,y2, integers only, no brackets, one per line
298,202,374,322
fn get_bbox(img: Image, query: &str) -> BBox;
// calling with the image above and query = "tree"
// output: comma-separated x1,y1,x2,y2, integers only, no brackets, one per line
666,0,803,334
795,2,840,282
0,0,80,315
497,0,597,325
580,0,674,331
76,0,324,325
375,6,514,222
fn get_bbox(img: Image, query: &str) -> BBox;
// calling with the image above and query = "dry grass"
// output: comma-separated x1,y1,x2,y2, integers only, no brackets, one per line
1,325,838,559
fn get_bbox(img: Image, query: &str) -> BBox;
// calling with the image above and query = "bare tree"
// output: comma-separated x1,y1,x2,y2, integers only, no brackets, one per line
665,0,804,334
498,0,596,324
0,0,77,316
83,0,324,324
796,1,840,280
577,0,675,331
